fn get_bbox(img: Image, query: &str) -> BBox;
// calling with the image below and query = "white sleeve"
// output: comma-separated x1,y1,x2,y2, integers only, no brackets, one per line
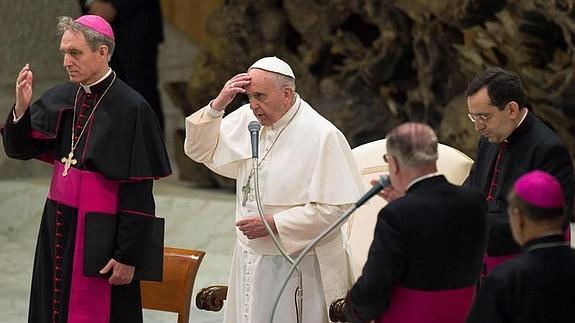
273,202,352,254
183,105,243,179
184,106,222,163
206,100,225,118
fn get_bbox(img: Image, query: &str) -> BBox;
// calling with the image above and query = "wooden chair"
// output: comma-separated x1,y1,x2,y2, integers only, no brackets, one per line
141,247,206,323
195,285,228,311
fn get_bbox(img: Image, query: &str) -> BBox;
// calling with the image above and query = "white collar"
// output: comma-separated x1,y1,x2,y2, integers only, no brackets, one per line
271,94,300,129
80,68,112,94
516,108,528,128
406,172,442,191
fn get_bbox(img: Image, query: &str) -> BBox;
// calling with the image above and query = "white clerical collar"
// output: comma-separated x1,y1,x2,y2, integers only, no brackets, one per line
80,68,112,94
516,109,528,128
271,94,300,129
503,109,528,143
406,172,441,191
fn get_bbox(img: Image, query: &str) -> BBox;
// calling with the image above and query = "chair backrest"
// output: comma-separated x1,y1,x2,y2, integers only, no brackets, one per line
141,247,206,323
345,139,474,280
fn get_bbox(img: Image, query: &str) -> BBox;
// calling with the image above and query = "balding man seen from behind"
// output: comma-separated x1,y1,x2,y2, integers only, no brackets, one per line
345,122,488,323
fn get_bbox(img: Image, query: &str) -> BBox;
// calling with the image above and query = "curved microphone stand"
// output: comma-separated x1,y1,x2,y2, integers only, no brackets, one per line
270,175,391,323
247,120,304,323
252,160,304,323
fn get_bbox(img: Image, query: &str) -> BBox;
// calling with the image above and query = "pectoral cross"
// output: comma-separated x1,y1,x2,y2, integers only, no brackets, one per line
241,182,251,206
61,151,77,177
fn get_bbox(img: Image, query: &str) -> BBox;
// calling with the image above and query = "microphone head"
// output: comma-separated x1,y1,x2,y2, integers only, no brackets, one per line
379,175,391,188
248,121,261,132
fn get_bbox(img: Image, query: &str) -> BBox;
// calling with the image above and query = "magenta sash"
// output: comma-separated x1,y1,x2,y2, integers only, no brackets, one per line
377,286,475,323
49,162,119,323
484,253,517,276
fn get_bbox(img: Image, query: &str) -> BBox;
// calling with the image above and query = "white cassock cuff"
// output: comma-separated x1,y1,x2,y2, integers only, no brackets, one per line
12,109,24,123
207,100,225,118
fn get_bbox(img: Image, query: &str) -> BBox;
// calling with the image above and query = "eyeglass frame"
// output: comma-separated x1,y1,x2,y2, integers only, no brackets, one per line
467,113,491,123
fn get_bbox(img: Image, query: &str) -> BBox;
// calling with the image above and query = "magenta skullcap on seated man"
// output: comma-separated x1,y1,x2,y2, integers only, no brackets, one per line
514,170,565,210
248,56,295,79
75,14,115,40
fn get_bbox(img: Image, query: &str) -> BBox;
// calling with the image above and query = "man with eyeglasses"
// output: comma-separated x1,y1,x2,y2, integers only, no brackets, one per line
463,67,574,279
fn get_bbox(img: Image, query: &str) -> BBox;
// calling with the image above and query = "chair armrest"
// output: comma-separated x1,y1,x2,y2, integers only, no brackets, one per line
195,285,228,311
329,297,347,322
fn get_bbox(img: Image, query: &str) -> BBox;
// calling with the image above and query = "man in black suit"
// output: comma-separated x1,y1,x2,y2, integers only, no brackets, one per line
467,170,575,323
345,122,488,323
463,67,574,276
79,0,165,132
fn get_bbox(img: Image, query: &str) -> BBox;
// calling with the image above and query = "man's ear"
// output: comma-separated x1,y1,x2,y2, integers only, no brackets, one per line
513,208,527,245
389,155,400,175
507,101,520,118
98,45,109,62
284,86,294,99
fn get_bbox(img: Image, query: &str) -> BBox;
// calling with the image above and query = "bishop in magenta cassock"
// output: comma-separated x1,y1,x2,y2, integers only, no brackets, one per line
1,15,170,323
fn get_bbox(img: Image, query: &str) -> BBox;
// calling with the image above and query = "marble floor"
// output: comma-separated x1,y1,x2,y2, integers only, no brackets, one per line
0,177,236,323
0,24,236,322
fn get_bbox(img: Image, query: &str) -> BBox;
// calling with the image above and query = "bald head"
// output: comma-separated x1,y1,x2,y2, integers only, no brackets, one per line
386,123,438,168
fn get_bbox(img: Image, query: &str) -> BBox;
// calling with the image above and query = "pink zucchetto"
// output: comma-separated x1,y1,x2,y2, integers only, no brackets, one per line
75,15,114,40
514,170,564,209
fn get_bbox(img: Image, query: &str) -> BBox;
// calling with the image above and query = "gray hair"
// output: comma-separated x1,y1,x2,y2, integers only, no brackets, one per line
386,122,438,168
56,16,115,60
269,72,296,91
249,68,297,92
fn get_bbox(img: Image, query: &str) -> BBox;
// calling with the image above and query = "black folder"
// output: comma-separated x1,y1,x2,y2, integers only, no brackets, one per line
83,212,164,281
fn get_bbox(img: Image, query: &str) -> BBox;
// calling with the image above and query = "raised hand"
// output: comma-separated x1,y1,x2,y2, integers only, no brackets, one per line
15,63,33,118
211,73,252,111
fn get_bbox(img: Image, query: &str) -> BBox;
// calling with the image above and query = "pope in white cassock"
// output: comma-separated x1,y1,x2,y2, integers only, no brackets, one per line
184,56,364,322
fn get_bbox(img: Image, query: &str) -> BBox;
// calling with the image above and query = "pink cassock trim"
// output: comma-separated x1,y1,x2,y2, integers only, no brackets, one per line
129,176,168,180
377,286,476,323
121,209,153,217
48,162,119,323
484,254,517,276
483,227,570,276
30,129,50,139
30,107,71,139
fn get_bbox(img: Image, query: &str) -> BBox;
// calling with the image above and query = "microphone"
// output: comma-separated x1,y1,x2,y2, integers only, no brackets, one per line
355,175,391,207
273,174,391,320
248,121,261,159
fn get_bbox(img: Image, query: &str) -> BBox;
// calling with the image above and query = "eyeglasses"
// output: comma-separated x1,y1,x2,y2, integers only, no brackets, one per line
383,154,390,163
467,113,490,123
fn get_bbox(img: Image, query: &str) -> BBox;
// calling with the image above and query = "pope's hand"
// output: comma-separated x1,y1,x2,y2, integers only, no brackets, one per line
236,215,277,239
99,258,135,285
15,64,33,118
211,73,251,111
